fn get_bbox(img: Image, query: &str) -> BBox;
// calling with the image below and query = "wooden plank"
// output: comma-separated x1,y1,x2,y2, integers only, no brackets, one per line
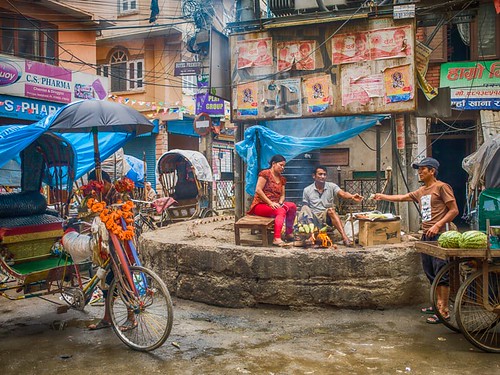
414,241,500,259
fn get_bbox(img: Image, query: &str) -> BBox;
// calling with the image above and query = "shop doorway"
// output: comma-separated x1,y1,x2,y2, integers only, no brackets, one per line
431,138,470,228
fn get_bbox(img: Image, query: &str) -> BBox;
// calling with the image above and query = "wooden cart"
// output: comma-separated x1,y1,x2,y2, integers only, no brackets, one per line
415,241,500,353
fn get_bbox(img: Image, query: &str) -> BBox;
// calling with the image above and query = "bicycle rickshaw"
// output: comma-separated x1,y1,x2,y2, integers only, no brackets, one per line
156,149,215,224
415,136,500,353
0,101,173,352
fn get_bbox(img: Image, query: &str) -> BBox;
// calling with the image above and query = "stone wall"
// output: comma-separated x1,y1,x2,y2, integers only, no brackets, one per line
139,221,429,309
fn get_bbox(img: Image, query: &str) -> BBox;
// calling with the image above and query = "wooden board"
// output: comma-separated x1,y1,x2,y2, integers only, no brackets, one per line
414,241,500,260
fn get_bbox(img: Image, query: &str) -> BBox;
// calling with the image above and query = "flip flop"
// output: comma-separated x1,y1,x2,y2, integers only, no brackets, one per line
88,320,112,330
426,314,449,324
120,320,138,332
421,306,434,314
273,241,291,247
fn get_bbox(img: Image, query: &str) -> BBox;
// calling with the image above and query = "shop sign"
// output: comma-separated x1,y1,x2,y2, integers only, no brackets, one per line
174,61,202,76
440,60,500,110
0,54,108,104
0,94,63,121
393,4,415,19
195,92,225,116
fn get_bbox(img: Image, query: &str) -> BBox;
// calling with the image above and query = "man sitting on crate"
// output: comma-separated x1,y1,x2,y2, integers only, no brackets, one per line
298,166,363,246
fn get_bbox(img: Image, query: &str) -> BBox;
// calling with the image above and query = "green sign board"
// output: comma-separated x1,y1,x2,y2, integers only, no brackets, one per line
440,60,500,110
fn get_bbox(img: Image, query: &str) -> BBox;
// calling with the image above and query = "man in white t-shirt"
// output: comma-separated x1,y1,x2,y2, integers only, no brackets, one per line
299,166,363,246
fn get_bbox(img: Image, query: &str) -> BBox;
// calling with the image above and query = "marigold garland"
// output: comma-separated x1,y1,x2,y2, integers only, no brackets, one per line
87,198,135,241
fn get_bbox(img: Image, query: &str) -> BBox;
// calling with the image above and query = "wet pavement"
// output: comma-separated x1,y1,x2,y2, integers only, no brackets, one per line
1,295,498,375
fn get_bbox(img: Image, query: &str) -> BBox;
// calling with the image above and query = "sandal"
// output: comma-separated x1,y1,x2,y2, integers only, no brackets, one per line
273,239,291,247
120,320,138,332
88,320,112,330
420,306,434,314
426,314,449,324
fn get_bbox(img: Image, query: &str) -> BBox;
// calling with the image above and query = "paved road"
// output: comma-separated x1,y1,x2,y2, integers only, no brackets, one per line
0,296,498,375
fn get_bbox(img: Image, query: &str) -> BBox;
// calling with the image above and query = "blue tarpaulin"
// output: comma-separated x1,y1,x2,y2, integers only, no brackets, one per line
235,115,388,195
0,124,133,185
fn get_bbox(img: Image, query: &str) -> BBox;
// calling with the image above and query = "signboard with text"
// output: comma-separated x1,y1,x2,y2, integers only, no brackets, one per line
0,54,108,104
440,60,500,110
174,61,202,76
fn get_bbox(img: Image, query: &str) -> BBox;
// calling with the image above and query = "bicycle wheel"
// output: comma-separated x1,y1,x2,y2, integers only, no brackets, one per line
107,265,173,351
430,259,475,332
455,265,500,353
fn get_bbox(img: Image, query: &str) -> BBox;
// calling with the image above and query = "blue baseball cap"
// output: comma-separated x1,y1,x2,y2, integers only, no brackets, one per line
412,157,439,170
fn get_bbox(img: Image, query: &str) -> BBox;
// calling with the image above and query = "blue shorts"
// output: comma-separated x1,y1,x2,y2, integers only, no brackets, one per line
421,234,448,286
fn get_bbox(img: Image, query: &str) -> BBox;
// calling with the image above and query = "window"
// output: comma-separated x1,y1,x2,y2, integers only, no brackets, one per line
0,13,57,65
97,49,144,93
119,0,138,14
472,2,500,60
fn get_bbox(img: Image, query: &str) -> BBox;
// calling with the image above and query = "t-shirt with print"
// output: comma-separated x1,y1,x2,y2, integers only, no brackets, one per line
248,169,286,214
408,180,456,233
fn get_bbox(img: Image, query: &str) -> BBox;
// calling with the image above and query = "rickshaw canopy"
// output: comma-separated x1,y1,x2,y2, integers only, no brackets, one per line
157,149,213,182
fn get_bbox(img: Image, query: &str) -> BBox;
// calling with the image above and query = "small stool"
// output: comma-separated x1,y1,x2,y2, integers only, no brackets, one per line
234,215,275,247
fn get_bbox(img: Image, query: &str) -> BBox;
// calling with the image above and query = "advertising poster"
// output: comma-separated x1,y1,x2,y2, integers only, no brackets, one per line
369,26,413,60
304,75,331,113
332,33,370,65
384,64,413,103
236,38,273,69
341,64,383,106
277,41,316,71
195,92,225,116
440,60,500,110
0,54,108,104
261,78,302,118
236,82,258,116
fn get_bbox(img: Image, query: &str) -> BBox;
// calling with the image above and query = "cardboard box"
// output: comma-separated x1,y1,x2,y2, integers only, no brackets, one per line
358,218,401,246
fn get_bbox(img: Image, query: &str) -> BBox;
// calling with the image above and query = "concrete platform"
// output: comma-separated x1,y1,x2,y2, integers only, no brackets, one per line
139,215,429,309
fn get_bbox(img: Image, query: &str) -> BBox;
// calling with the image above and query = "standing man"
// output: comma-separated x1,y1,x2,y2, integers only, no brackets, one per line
300,166,363,246
374,157,459,324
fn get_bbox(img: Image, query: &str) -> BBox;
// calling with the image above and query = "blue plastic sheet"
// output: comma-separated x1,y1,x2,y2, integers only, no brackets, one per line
235,115,387,195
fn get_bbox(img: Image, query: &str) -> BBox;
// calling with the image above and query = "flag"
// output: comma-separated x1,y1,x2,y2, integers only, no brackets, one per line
149,0,159,23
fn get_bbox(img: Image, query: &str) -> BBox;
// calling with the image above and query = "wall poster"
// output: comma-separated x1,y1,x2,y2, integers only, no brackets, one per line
236,38,273,69
384,64,413,103
341,63,384,107
236,82,258,116
262,79,302,118
304,75,332,113
276,41,317,71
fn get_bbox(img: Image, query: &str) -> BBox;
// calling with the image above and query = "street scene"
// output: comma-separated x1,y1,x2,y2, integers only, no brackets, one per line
1,0,500,372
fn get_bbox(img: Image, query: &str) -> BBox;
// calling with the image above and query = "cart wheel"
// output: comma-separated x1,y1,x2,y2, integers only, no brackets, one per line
430,259,475,332
107,265,173,352
200,209,218,218
455,265,500,353
134,214,156,238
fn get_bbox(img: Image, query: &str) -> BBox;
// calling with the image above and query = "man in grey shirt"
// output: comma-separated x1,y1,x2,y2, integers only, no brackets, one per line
300,166,363,246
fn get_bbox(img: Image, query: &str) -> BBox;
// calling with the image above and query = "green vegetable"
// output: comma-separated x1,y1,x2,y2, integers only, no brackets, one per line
458,230,488,249
309,223,315,233
438,231,462,248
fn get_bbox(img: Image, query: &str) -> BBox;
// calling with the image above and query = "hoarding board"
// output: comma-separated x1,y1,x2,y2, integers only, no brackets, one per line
230,17,416,121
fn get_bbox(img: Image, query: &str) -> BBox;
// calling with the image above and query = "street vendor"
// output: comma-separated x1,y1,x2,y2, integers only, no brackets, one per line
298,166,363,246
145,182,157,201
374,157,459,324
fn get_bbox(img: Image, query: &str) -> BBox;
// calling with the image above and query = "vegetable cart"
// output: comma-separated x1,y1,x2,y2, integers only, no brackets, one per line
414,240,500,353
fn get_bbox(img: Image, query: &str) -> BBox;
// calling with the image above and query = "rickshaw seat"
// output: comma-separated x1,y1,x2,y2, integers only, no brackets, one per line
0,214,64,262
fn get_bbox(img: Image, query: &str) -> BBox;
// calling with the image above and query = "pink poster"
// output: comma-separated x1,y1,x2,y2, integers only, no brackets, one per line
277,41,316,71
369,26,412,60
341,64,383,106
332,33,370,65
304,75,331,113
236,38,273,69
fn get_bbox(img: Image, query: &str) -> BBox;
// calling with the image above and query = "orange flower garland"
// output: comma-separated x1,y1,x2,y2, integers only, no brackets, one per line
87,198,135,241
